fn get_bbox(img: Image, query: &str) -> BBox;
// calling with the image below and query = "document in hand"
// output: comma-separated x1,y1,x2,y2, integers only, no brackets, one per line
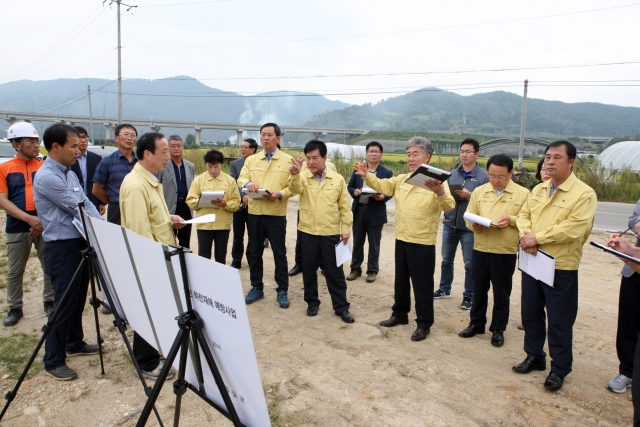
518,246,556,287
335,241,352,266
246,189,272,199
590,241,640,264
172,214,216,225
405,164,451,189
198,191,225,208
361,184,380,195
463,212,500,229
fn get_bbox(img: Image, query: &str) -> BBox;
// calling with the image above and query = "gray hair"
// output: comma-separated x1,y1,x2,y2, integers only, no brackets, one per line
168,135,183,143
406,136,433,156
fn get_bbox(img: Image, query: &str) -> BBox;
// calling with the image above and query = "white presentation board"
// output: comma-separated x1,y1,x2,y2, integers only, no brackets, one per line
83,211,270,427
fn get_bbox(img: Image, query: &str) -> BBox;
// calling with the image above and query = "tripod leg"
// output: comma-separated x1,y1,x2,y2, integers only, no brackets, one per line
173,330,191,427
136,327,189,427
0,257,87,421
87,259,105,375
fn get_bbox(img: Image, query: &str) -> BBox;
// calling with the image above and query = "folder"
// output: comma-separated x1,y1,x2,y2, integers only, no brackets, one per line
518,246,556,287
590,241,640,265
405,164,451,189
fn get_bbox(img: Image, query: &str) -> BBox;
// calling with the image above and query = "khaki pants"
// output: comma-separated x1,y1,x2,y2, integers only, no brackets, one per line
5,232,54,310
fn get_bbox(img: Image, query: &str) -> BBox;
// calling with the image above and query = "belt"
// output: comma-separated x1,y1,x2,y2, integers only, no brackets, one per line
177,197,186,202
357,203,368,207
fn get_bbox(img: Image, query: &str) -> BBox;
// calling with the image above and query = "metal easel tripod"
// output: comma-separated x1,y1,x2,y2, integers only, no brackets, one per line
135,245,245,427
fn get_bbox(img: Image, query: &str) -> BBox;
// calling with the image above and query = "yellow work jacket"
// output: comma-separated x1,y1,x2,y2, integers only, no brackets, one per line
186,171,240,230
465,180,530,254
119,163,176,246
237,149,297,216
516,172,597,270
364,172,455,245
291,168,353,235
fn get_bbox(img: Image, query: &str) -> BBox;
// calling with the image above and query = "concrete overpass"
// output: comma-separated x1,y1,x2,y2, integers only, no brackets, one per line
0,111,366,145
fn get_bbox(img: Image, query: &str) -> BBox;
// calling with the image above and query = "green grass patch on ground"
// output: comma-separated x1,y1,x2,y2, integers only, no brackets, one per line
0,332,42,378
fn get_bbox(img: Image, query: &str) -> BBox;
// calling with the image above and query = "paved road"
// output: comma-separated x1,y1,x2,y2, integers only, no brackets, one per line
385,198,635,234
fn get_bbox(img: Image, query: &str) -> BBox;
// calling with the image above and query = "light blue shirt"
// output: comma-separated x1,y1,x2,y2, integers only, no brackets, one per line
77,153,87,191
264,149,276,161
33,157,102,242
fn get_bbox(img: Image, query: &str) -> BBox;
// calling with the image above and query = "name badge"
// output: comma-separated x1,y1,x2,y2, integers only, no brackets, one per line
73,187,80,192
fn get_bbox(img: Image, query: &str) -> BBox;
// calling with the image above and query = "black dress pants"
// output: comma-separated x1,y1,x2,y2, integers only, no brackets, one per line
174,199,192,249
43,238,90,370
247,214,288,292
197,229,231,264
107,202,121,225
633,328,640,426
470,250,516,332
392,240,435,330
616,273,640,378
350,204,383,274
300,232,349,313
231,207,250,266
295,211,323,269
521,270,578,377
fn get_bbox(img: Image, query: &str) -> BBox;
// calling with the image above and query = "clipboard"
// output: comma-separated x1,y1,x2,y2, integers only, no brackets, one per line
518,246,556,287
448,184,464,201
590,241,640,265
405,164,451,189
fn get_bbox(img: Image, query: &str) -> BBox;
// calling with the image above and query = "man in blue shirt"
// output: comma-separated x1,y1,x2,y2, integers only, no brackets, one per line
92,124,138,225
33,124,102,381
434,138,488,310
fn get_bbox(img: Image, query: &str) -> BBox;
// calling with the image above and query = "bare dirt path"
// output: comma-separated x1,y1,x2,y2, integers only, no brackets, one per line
0,202,633,426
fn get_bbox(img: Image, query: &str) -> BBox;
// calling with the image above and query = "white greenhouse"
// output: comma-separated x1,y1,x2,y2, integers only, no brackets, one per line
598,141,640,172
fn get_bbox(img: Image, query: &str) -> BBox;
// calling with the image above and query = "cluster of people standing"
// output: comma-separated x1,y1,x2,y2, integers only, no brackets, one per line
11,118,640,418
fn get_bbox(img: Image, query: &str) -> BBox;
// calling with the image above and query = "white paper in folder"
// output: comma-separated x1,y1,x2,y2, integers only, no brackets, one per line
518,246,556,287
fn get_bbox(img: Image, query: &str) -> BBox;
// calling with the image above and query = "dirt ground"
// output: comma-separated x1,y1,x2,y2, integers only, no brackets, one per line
0,199,634,427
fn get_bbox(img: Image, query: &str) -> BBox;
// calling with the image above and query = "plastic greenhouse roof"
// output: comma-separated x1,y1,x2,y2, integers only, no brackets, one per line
598,141,640,172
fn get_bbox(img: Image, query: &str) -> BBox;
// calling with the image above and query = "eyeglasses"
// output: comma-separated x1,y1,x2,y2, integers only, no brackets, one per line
79,135,89,139
489,175,508,181
169,144,183,149
119,133,137,139
460,150,476,155
20,140,40,146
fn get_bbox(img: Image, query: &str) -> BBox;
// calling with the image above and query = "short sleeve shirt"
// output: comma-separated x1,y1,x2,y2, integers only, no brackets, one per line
92,149,138,203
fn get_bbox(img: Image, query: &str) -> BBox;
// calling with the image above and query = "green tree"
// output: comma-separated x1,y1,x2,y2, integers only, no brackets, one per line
186,134,196,145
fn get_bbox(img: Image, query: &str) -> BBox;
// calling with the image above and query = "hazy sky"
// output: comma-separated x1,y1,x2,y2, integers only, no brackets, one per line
3,0,640,107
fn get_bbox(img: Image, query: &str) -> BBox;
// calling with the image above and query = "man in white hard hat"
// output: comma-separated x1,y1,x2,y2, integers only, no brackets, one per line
0,122,54,326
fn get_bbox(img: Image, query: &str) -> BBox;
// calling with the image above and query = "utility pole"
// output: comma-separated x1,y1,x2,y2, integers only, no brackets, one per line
88,86,94,145
105,0,137,124
517,79,529,169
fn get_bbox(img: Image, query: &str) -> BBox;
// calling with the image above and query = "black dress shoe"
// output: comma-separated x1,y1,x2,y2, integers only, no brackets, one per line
379,316,409,327
491,330,504,347
411,328,430,341
336,311,354,323
288,264,301,276
512,355,547,374
458,324,485,338
544,372,564,391
230,262,241,269
307,307,318,316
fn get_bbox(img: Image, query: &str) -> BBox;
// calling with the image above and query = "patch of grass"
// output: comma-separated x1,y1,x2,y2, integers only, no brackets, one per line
0,259,7,268
29,250,38,258
0,332,43,378
265,383,316,427
0,278,5,290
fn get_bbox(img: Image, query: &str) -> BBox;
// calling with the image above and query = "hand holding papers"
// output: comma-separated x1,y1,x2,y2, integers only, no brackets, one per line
590,241,640,265
360,184,380,195
172,214,216,225
198,191,225,208
406,164,451,189
463,212,500,229
335,241,352,266
246,189,272,199
518,246,556,287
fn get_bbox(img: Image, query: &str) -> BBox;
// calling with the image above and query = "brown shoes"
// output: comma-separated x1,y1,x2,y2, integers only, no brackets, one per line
346,270,361,281
411,328,430,342
366,272,377,283
379,316,409,327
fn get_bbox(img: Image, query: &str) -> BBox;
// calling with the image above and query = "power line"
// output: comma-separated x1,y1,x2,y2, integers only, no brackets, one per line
0,5,107,84
141,0,231,7
129,2,640,49
159,59,640,82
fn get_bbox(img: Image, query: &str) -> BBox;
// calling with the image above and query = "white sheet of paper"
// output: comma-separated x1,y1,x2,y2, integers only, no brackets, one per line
198,191,225,208
173,214,216,224
518,246,556,287
463,211,498,229
335,241,352,266
361,184,379,195
246,189,271,199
